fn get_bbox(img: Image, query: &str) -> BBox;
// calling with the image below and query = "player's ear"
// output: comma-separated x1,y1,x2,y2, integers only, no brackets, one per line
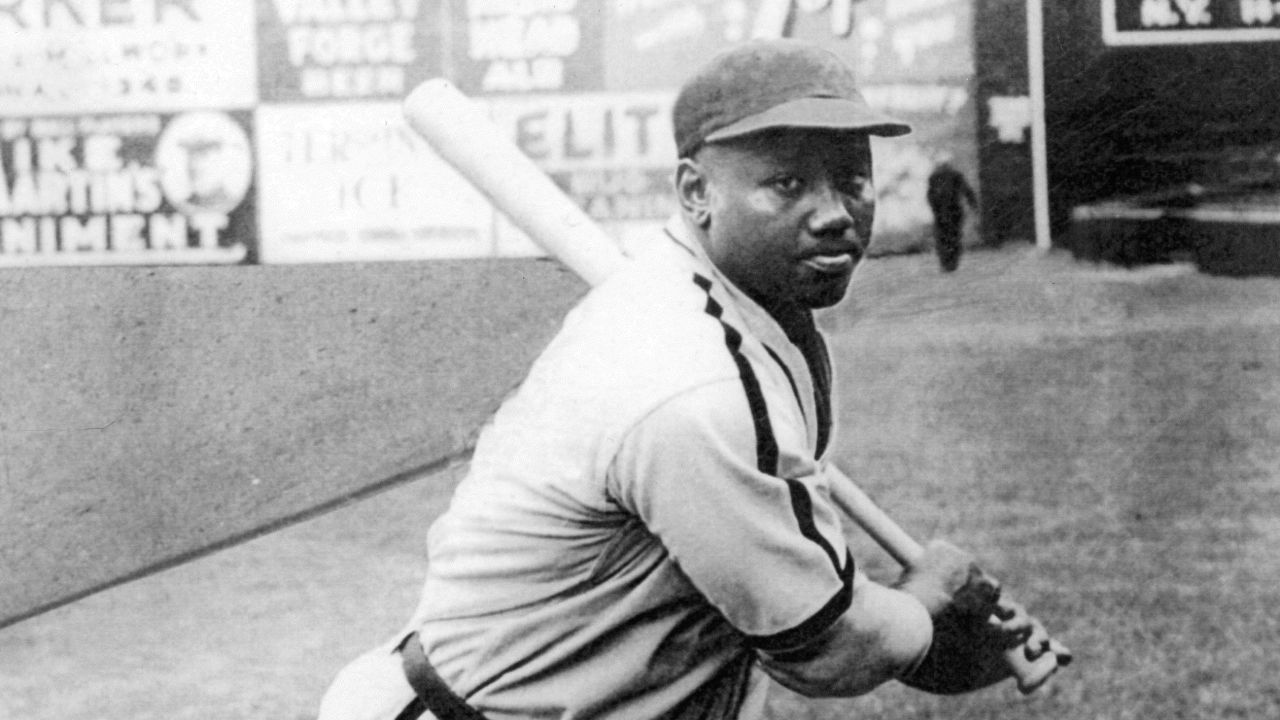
675,157,711,228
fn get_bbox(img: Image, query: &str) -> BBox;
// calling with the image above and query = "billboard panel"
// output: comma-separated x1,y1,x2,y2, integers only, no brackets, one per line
255,0,446,102
602,0,753,90
842,0,973,83
0,0,257,116
1103,0,1280,45
449,0,605,94
255,102,494,263
0,111,255,266
485,92,678,249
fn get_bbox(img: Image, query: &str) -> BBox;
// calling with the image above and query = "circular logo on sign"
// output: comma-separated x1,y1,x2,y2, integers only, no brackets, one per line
156,111,253,216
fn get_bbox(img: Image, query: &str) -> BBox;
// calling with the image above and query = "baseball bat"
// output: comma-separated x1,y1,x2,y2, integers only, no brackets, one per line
402,78,1065,694
403,79,625,287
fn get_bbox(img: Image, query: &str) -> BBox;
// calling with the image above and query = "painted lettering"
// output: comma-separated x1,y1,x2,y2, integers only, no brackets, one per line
469,13,580,60
624,107,657,156
515,111,549,160
148,212,186,250
1,213,202,253
0,0,199,29
300,65,405,97
1,150,163,217
286,21,415,66
482,57,564,92
1239,0,1280,23
273,0,420,24
1140,0,1213,27
0,1,27,28
189,212,225,248
1172,0,1211,25
1,218,42,253
62,215,108,252
101,0,131,24
468,0,575,18
36,137,76,172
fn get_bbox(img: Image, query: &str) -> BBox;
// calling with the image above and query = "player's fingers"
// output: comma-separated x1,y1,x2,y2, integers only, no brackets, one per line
990,597,1031,629
967,562,1002,605
1047,637,1074,666
990,599,1016,621
1020,620,1052,660
988,598,1070,664
986,599,1046,651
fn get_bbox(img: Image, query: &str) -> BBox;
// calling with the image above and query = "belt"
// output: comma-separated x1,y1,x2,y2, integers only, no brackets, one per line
396,632,488,720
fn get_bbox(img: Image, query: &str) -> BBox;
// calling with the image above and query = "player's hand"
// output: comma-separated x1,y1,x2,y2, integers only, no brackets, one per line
901,593,1069,694
892,539,1001,619
894,541,1073,695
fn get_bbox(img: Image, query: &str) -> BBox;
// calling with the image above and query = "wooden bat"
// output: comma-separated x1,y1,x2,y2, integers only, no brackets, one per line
402,78,1064,694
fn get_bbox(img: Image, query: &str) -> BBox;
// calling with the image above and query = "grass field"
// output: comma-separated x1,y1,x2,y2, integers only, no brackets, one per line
2,244,1279,719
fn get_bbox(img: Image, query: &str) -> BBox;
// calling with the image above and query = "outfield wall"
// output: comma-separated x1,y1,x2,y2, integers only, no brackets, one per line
0,260,586,626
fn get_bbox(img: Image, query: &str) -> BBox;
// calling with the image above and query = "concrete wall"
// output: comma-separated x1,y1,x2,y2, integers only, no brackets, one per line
0,260,585,626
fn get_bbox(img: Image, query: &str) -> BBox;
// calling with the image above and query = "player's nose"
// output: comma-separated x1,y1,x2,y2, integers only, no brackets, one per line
806,180,856,241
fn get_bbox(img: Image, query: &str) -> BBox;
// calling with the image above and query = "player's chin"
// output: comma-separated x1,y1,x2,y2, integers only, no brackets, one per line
795,267,855,309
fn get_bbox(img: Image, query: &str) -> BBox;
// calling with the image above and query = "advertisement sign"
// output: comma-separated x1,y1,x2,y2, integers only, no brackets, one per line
599,0,864,88
255,102,494,263
256,0,446,102
450,0,605,94
834,0,972,83
0,0,257,116
486,92,678,225
0,112,255,266
1103,0,1280,45
602,0,753,90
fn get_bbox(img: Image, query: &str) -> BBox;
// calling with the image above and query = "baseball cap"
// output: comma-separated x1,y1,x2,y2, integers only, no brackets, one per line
673,39,911,157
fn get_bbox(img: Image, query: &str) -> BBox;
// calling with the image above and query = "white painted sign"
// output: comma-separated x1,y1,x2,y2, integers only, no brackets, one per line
255,102,495,264
0,0,257,116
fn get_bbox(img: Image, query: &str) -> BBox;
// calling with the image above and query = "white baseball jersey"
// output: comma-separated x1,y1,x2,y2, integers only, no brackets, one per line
406,216,856,719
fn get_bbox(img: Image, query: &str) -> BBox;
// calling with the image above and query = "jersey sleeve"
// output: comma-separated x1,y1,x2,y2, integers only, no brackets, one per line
608,379,855,655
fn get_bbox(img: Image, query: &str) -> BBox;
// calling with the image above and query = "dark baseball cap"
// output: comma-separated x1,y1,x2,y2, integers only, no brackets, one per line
673,39,911,157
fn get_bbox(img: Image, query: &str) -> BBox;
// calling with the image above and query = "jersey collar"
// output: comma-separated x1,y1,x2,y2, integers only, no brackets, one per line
659,214,808,342
659,214,829,459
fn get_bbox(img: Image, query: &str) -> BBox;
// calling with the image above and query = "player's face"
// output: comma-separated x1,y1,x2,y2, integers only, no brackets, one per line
693,130,875,310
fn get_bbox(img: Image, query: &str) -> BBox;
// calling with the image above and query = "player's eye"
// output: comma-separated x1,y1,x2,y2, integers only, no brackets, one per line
836,172,872,200
769,175,804,195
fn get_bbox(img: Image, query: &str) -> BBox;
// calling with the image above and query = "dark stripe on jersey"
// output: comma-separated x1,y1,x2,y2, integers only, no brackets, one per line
393,698,429,720
809,333,833,458
746,551,856,654
763,344,805,421
694,273,779,475
784,479,844,572
772,308,834,460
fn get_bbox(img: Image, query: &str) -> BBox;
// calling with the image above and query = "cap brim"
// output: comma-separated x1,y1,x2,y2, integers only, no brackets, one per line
703,96,911,145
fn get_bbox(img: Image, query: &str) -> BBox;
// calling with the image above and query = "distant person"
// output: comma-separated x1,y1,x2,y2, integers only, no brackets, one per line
926,158,978,272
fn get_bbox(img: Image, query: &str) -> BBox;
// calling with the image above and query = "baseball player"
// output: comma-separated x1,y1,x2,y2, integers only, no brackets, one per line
926,154,978,273
320,39,1061,720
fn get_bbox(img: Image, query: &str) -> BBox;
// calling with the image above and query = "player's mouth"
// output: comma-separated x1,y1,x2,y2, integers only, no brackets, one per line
801,251,858,275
